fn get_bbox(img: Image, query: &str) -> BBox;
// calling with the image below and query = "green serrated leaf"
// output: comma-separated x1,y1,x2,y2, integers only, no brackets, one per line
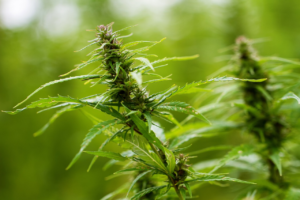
281,92,300,104
134,57,155,71
74,41,98,52
113,167,148,174
180,187,186,199
34,105,81,137
151,55,199,65
184,173,255,185
126,170,151,197
92,103,125,121
256,85,273,101
172,144,192,154
260,56,300,65
87,128,124,172
163,147,176,174
157,101,210,124
14,75,101,108
130,38,166,54
5,95,83,115
114,62,121,81
189,145,233,156
130,185,167,200
143,75,172,84
84,150,127,161
114,24,138,34
184,183,192,197
168,76,267,99
122,41,156,49
116,33,133,39
60,57,103,76
210,144,254,173
123,104,164,151
143,111,152,133
66,119,121,169
269,151,282,176
126,140,167,173
100,182,129,200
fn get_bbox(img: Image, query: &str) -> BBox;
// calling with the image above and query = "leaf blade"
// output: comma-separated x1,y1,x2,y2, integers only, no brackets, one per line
84,151,127,161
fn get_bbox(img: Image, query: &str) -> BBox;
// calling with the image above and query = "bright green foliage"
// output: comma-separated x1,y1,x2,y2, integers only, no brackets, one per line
84,150,127,161
234,36,291,195
157,101,210,124
195,37,300,199
130,185,167,200
210,144,254,173
285,188,300,200
4,23,259,200
126,170,151,198
67,119,122,169
184,173,255,185
162,36,300,200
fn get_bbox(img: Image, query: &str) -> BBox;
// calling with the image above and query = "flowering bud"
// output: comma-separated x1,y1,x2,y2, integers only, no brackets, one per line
179,153,184,159
98,25,106,31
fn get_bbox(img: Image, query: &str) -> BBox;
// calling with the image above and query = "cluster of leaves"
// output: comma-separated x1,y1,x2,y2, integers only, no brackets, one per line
178,37,300,199
3,23,267,199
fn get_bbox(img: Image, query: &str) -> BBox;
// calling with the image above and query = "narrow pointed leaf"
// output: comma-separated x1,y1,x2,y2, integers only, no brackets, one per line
84,151,127,161
122,41,156,49
5,96,83,115
151,55,199,65
114,62,121,81
134,57,155,71
74,41,98,52
123,104,164,150
114,167,148,174
210,144,254,173
116,33,133,39
168,76,267,99
143,111,152,133
184,183,192,197
126,170,151,197
126,140,167,173
61,57,103,76
189,145,232,156
114,24,138,34
34,105,81,137
143,75,172,84
157,101,210,124
270,151,282,176
14,75,101,108
184,174,255,185
87,128,124,172
281,92,300,104
163,147,176,174
130,185,167,200
180,187,186,199
66,119,121,169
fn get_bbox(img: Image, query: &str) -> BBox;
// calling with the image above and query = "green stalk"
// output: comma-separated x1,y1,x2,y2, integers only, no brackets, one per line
149,142,183,200
174,184,184,200
235,36,287,195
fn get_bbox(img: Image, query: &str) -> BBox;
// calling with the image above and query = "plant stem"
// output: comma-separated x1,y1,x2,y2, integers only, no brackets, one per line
173,182,184,200
149,142,163,160
149,142,184,200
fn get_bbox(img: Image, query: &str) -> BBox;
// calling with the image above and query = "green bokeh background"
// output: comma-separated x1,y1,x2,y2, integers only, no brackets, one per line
1,0,300,199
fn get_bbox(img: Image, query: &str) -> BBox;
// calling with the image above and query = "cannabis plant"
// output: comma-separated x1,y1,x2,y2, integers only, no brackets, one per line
187,37,300,199
4,23,261,199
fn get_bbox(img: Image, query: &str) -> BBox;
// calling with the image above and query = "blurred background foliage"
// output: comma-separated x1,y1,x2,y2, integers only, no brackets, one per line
1,0,300,199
